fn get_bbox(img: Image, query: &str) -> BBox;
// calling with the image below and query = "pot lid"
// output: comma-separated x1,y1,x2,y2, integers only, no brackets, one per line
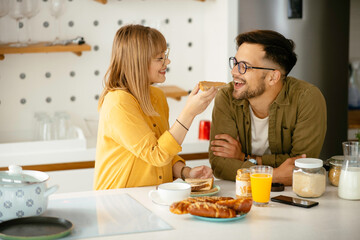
0,165,42,186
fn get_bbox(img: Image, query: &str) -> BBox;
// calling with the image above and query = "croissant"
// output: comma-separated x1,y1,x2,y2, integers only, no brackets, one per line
169,196,252,218
170,200,192,215
170,196,233,215
186,196,234,204
188,202,236,218
216,198,253,214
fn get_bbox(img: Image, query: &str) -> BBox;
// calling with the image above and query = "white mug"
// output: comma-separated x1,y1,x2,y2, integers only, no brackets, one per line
149,182,191,205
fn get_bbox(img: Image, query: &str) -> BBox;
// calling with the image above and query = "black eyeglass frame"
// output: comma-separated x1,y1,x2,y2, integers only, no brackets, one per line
229,57,275,74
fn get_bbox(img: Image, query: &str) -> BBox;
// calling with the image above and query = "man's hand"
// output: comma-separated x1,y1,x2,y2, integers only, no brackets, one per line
210,134,244,160
273,154,306,186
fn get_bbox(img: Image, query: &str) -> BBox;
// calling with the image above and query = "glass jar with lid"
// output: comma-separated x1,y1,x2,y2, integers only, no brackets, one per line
329,158,343,187
293,158,326,198
236,168,251,198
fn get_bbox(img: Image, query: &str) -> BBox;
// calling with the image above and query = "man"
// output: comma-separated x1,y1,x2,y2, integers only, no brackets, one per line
209,30,326,185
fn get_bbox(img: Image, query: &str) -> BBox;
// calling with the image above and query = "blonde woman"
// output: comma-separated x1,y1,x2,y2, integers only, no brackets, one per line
94,25,217,190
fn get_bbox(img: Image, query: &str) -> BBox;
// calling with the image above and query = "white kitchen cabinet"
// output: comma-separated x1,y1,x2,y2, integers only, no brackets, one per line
47,168,94,194
45,159,211,193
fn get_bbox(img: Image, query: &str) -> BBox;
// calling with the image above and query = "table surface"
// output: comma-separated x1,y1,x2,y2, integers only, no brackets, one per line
47,180,360,240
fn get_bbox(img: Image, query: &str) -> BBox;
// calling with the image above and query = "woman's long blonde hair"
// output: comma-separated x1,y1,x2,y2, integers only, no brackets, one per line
98,24,167,116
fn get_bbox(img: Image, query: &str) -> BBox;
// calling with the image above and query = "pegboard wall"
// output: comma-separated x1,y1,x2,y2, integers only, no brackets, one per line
0,0,238,143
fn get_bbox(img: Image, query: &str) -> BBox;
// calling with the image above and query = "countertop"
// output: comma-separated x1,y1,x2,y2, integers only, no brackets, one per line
44,180,360,240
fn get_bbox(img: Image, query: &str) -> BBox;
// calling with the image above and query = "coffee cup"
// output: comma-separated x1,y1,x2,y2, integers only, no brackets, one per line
149,182,191,205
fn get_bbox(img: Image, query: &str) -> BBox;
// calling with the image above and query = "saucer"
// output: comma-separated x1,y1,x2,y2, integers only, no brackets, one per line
148,191,172,206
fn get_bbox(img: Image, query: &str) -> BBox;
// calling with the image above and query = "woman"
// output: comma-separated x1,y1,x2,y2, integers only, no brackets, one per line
94,25,217,190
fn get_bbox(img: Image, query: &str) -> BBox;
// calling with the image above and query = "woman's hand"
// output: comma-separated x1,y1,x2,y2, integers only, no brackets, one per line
182,84,218,118
189,165,213,179
169,84,218,146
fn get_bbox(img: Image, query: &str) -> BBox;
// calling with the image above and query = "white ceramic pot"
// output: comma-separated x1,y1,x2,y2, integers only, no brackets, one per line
0,166,59,221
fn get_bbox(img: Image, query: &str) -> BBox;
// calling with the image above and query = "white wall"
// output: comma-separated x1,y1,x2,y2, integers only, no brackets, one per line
0,0,238,193
0,0,238,145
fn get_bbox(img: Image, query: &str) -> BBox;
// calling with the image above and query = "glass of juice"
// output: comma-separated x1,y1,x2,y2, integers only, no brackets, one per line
250,166,273,207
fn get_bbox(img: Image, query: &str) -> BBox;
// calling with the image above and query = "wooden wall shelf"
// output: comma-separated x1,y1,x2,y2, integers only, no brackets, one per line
158,85,189,101
0,42,91,60
94,0,107,4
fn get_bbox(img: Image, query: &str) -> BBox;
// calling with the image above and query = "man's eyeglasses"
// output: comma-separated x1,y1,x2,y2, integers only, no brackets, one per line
229,57,275,74
155,48,170,66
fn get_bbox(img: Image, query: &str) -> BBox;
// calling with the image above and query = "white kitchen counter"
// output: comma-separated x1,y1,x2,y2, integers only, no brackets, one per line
0,136,209,167
44,180,359,240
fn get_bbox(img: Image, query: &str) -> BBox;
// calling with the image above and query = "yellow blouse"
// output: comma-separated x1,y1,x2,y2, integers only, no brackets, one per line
94,86,184,190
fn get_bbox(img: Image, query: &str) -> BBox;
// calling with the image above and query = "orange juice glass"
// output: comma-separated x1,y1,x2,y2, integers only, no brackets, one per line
250,166,273,207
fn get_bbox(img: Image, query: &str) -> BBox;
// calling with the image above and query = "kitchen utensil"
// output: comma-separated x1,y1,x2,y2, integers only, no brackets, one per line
342,141,359,160
338,141,360,200
84,115,99,137
0,216,73,240
48,0,67,43
0,166,59,221
0,165,40,184
40,114,54,141
22,0,40,44
0,0,9,18
0,0,9,44
9,0,26,47
53,111,71,140
47,36,85,46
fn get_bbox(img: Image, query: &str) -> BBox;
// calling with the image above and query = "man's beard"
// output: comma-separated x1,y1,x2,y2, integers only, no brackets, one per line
232,77,266,100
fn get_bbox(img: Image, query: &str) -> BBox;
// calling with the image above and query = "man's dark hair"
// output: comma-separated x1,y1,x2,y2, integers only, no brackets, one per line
236,30,297,76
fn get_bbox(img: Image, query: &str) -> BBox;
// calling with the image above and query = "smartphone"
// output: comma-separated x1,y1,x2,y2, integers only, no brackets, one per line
271,195,319,208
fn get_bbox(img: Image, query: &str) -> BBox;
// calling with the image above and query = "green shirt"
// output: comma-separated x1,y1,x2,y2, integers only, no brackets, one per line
209,76,327,181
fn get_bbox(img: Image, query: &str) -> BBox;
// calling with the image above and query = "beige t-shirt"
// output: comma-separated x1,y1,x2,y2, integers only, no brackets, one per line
249,106,271,156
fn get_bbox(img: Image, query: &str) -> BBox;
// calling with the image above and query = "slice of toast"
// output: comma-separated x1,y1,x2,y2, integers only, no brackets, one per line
185,178,214,192
199,81,226,91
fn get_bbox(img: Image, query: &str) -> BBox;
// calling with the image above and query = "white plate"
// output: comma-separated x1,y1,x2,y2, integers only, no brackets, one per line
190,185,220,197
192,213,247,222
